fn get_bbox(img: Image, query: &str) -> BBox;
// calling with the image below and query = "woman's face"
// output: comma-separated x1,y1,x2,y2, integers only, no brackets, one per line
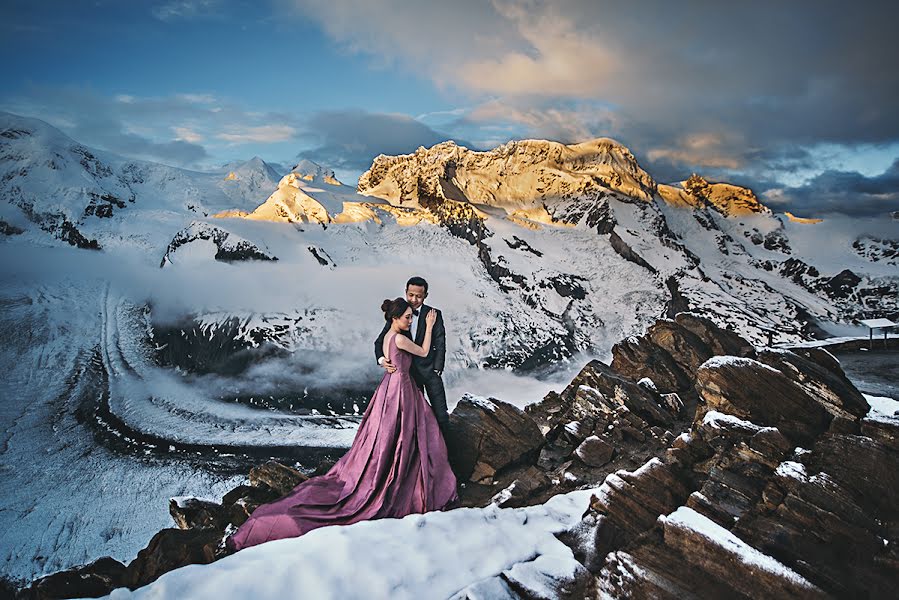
394,307,413,331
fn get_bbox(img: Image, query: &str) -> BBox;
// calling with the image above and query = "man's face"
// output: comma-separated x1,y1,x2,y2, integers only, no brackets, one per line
406,284,427,309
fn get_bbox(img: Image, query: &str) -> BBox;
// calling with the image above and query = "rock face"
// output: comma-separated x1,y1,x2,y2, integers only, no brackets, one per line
445,394,545,484
358,138,658,215
695,357,832,446
557,329,897,600
611,313,755,394
658,174,772,217
121,528,222,590
19,558,127,600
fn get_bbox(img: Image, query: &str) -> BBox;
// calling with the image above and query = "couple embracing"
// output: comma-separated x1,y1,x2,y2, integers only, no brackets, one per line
227,276,458,552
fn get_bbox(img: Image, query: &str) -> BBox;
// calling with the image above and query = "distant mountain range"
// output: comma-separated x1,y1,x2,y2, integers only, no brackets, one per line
2,111,896,375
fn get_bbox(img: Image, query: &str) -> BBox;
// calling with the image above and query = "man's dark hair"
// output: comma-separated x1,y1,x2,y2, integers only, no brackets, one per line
406,276,428,293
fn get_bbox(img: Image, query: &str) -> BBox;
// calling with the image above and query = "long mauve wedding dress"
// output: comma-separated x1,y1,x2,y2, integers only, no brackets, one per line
226,333,458,551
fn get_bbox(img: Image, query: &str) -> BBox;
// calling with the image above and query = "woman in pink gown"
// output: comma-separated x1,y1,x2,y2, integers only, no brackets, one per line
226,298,458,551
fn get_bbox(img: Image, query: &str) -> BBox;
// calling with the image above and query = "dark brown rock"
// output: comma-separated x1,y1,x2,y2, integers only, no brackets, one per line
659,392,684,417
809,433,899,518
756,348,870,421
220,485,281,527
647,320,714,375
590,458,691,539
696,357,832,446
22,557,126,600
597,543,738,599
248,461,308,496
610,335,691,393
785,346,843,375
860,416,899,451
532,360,674,433
661,507,828,599
574,435,615,467
673,312,755,359
123,528,222,589
490,466,552,509
735,464,895,599
169,497,224,530
221,484,279,507
446,395,544,483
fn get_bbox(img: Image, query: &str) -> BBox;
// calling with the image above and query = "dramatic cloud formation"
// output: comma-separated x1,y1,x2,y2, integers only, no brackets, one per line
291,0,899,192
764,159,899,217
2,0,897,211
457,99,619,149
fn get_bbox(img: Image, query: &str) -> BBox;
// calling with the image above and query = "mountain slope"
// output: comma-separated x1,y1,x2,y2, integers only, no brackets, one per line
0,112,277,254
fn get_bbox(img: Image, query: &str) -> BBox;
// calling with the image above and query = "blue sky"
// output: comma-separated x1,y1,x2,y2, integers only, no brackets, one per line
2,0,899,215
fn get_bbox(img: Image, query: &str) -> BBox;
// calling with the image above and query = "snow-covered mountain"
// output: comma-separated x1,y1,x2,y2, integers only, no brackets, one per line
217,156,284,207
1,111,897,583
5,110,894,375
157,136,898,381
0,112,280,255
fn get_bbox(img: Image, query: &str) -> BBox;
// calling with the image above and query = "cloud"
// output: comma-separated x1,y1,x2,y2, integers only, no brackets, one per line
297,109,465,173
218,124,298,143
646,132,748,172
65,107,211,166
454,1,615,97
176,93,218,104
762,159,899,216
0,85,301,167
173,126,204,143
458,98,619,146
290,0,899,190
151,0,225,21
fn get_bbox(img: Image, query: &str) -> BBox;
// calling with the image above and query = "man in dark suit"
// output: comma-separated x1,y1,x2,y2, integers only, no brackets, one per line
375,276,449,431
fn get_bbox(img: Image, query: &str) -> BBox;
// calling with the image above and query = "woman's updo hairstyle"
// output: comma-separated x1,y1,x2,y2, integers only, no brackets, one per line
381,297,410,322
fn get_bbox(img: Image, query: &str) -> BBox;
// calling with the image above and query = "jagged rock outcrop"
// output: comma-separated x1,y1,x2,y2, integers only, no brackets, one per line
557,324,896,599
358,139,658,218
755,348,870,424
121,528,222,590
445,394,545,484
695,357,832,446
658,174,772,217
248,460,308,496
19,558,127,600
524,358,683,494
611,312,755,394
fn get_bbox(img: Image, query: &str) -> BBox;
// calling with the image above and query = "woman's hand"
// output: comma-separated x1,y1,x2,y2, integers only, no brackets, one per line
425,309,437,329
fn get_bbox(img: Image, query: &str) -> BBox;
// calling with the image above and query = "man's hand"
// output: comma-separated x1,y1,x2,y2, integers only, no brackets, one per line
382,359,397,374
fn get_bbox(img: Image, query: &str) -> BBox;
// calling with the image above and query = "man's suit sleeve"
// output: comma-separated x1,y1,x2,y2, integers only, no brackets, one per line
374,321,390,362
432,310,446,372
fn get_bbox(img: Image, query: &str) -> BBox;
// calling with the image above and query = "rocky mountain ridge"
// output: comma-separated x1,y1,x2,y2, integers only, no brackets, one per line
143,132,899,383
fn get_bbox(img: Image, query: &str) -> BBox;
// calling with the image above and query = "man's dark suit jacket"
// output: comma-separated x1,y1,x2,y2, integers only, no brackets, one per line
374,304,446,375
